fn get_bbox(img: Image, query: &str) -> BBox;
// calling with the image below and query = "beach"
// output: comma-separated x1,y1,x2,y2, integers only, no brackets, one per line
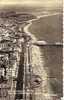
23,12,63,99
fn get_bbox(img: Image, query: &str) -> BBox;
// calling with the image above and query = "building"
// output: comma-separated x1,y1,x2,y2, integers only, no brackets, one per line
0,39,12,50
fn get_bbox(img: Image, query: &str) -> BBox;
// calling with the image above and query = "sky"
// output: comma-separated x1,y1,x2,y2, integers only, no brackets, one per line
0,0,62,7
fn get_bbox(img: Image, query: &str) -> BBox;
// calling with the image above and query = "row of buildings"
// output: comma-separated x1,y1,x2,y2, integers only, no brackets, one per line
0,15,23,99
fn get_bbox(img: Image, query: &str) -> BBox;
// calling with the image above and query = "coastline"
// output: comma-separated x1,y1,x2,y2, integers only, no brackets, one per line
23,12,62,99
23,13,62,99
24,12,61,44
24,12,60,39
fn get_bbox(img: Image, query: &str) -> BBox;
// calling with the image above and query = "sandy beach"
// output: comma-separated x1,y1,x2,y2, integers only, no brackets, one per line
23,12,62,99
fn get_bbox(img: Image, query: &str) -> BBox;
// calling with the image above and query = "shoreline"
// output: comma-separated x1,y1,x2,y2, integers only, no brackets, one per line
24,12,60,39
24,12,61,44
23,12,61,99
23,13,61,99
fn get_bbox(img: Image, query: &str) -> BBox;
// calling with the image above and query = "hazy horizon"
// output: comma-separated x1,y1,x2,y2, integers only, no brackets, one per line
0,0,62,8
